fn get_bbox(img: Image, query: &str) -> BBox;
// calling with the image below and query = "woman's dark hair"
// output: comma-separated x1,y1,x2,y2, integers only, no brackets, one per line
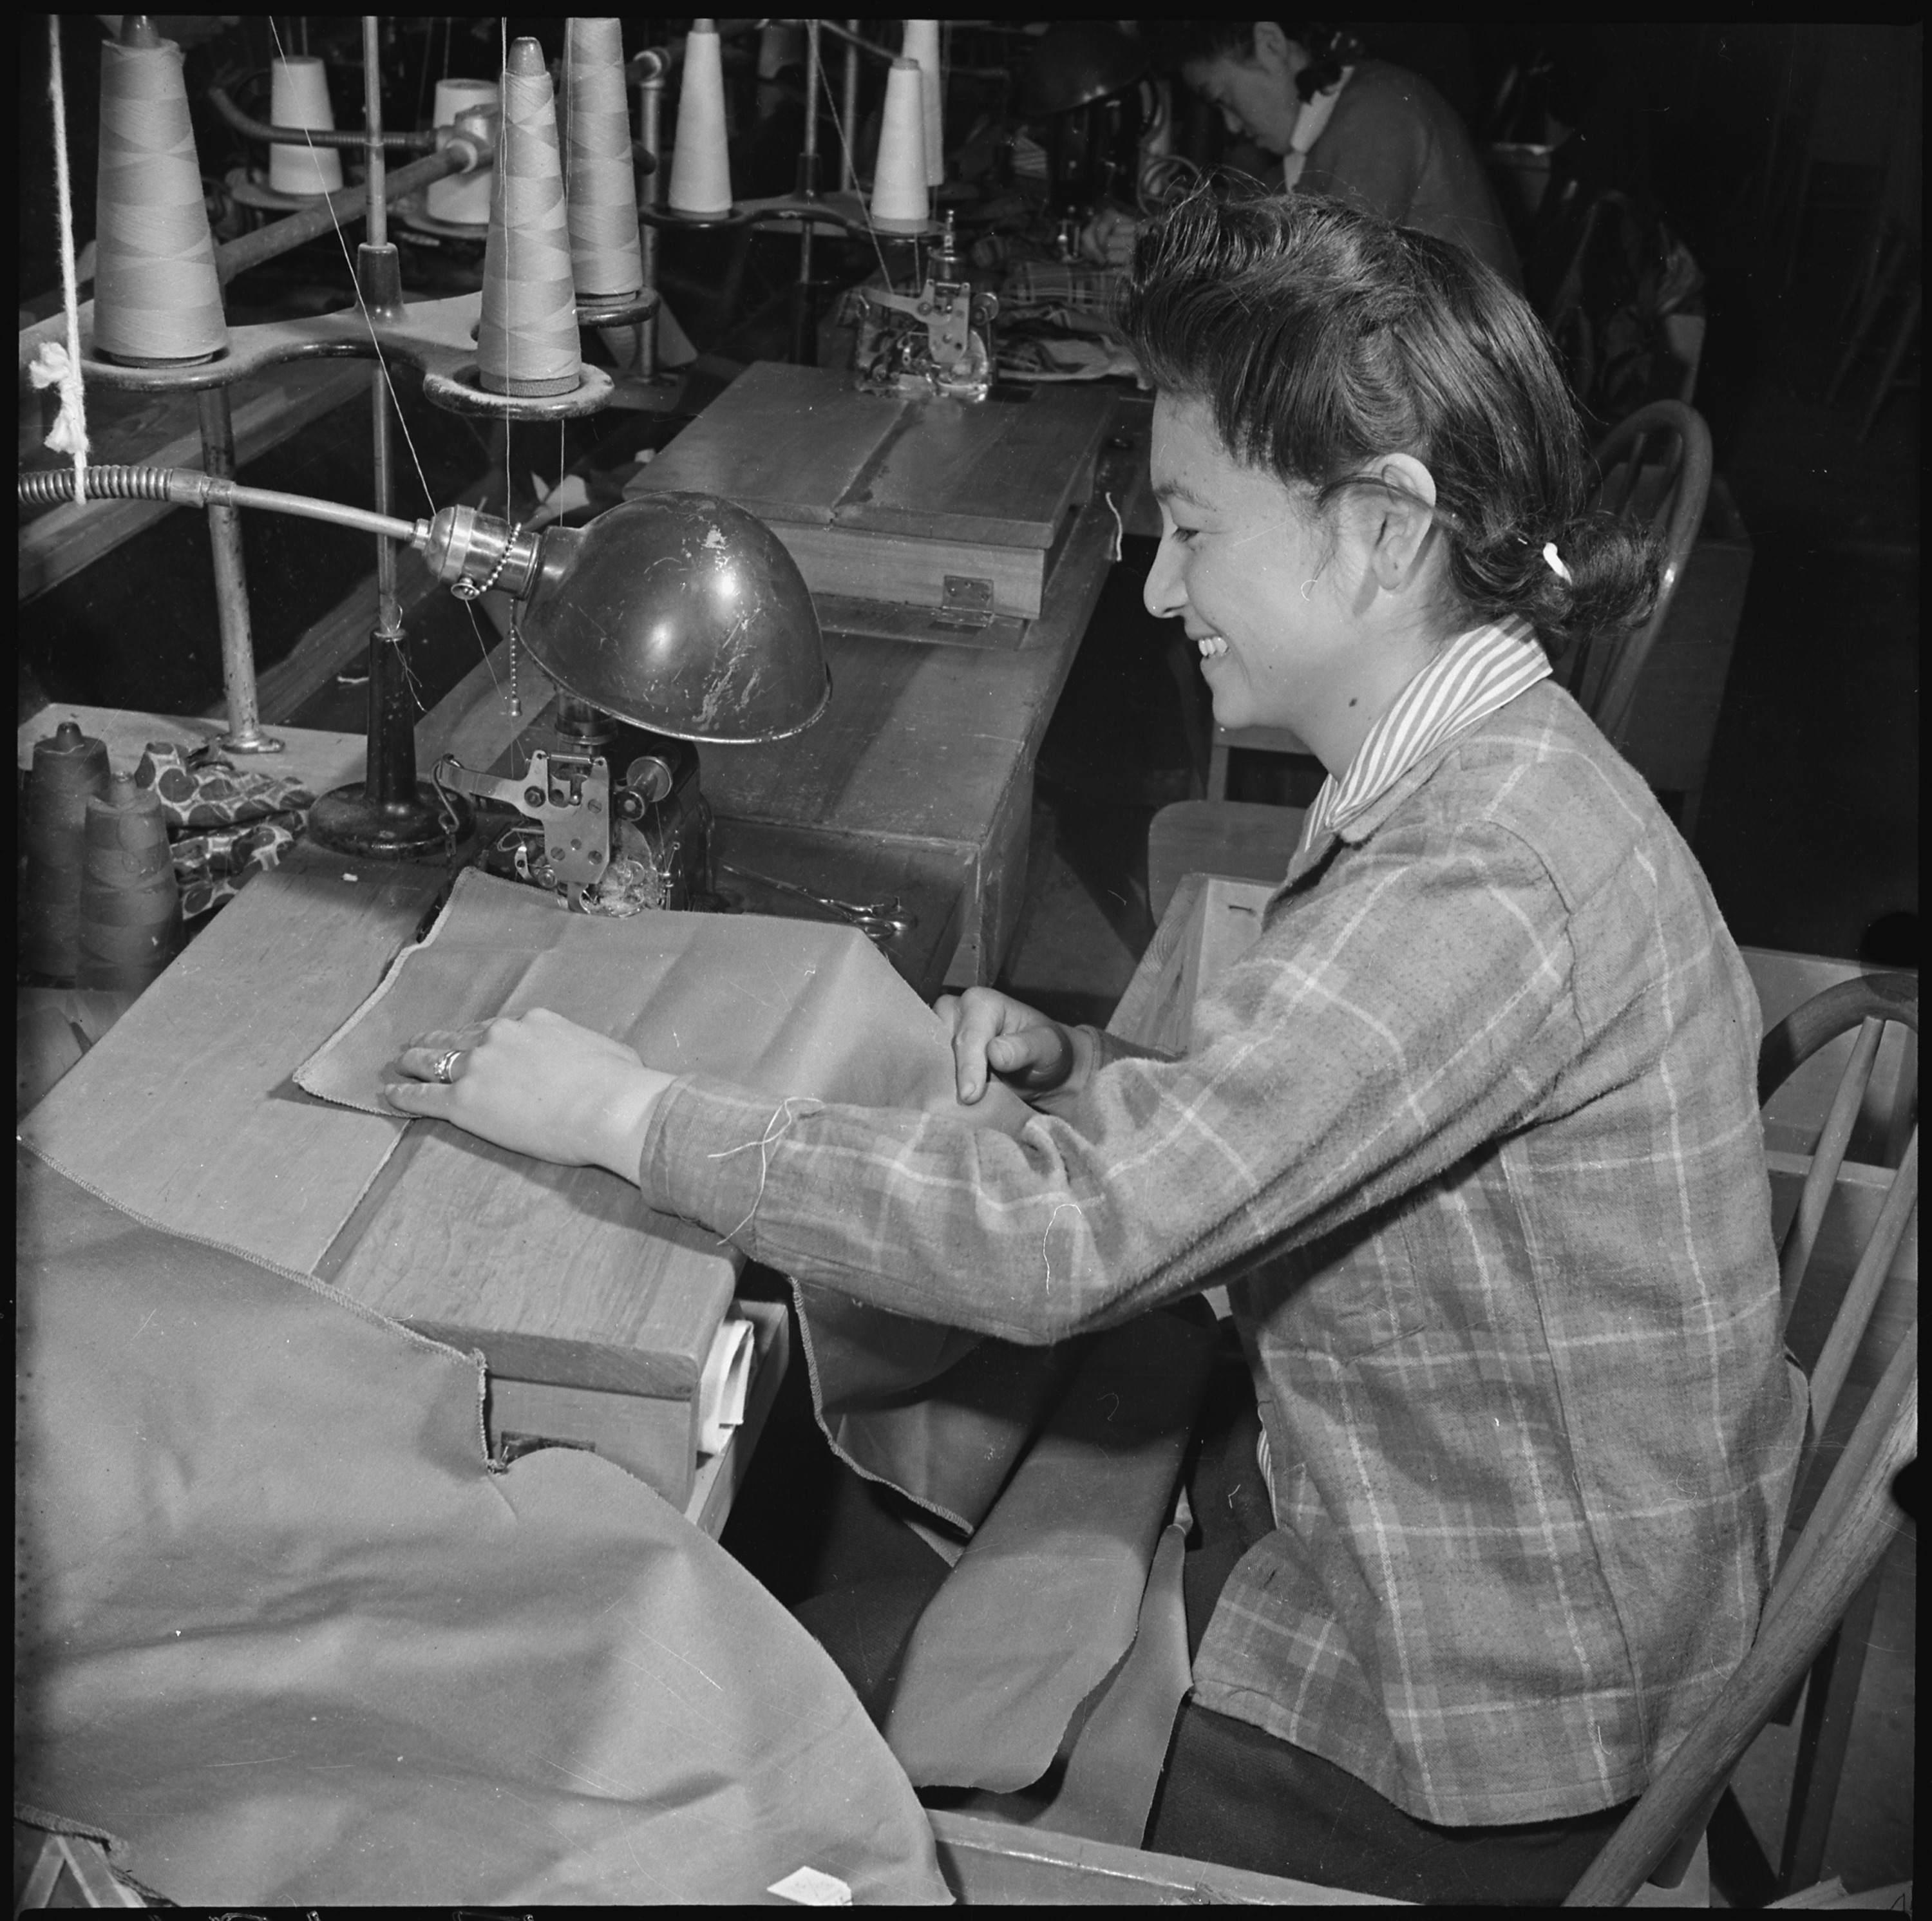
1148,22,1367,102
1119,185,1659,654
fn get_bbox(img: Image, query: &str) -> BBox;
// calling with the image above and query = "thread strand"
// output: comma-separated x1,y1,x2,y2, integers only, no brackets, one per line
46,16,90,502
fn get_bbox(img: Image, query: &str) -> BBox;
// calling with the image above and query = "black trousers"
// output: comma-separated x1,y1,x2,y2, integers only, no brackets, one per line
793,1325,1631,1905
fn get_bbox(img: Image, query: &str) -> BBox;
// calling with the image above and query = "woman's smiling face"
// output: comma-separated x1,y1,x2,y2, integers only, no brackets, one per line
1143,391,1452,773
1143,391,1356,741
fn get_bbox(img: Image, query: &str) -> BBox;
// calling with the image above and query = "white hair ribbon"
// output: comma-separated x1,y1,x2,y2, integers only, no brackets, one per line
1542,542,1573,584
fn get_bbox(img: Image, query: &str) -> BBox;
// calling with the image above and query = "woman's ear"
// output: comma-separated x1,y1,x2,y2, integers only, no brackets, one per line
1250,20,1294,75
1358,454,1441,594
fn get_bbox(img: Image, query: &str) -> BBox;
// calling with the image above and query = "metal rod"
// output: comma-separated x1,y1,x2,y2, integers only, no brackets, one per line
196,388,281,753
213,148,460,285
791,19,821,365
207,84,437,150
817,18,895,62
362,14,409,811
636,53,665,381
841,20,860,190
362,15,388,250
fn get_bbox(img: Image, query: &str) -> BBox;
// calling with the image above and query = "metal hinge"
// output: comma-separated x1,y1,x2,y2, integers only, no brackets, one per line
934,574,995,629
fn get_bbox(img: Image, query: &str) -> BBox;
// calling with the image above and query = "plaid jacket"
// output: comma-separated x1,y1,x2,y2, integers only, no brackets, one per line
641,679,1804,1824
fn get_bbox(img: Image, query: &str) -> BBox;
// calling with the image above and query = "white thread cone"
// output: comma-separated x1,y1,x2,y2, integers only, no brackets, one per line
478,38,582,397
870,59,929,232
267,57,343,194
94,38,227,364
564,18,644,299
426,77,498,224
668,24,732,216
902,21,943,187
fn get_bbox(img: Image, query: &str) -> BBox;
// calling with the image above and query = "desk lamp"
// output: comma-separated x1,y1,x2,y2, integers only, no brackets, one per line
19,462,830,912
426,491,831,911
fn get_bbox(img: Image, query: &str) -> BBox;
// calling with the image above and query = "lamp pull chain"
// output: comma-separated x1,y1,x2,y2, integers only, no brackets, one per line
447,520,526,719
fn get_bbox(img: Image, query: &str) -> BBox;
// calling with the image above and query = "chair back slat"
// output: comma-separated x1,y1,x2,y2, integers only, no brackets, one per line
1781,1016,1888,1332
1573,972,1918,1902
1565,1334,1917,1906
1584,401,1713,746
1801,1130,1918,1462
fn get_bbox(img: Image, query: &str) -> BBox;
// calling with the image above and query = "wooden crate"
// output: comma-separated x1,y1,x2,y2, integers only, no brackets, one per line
628,361,1117,625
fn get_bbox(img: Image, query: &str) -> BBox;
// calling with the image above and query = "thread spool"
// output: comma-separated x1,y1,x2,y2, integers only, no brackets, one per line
564,19,644,301
267,56,345,196
426,78,499,225
902,21,944,188
478,38,583,398
20,721,112,981
870,59,930,233
93,27,227,365
75,770,182,994
668,20,733,216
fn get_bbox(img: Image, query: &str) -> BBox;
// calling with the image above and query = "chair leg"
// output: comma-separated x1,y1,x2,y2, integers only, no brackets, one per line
1206,740,1231,804
1776,1564,1886,1895
1857,280,1920,440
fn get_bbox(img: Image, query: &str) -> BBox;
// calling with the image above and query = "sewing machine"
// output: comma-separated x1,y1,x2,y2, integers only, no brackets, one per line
434,701,712,913
852,214,1001,402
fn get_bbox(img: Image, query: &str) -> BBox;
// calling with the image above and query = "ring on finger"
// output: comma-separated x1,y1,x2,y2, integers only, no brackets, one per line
432,1048,464,1086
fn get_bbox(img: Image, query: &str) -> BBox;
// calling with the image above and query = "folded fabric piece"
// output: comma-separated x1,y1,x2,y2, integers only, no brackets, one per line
298,868,1057,1529
884,1306,1216,1792
999,259,1127,314
15,1148,950,1906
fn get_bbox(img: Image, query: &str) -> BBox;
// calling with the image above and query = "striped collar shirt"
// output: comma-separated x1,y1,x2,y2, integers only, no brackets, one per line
1298,617,1551,858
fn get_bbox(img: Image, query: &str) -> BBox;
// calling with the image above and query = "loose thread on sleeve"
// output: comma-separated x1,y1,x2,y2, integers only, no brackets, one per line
708,1096,822,1242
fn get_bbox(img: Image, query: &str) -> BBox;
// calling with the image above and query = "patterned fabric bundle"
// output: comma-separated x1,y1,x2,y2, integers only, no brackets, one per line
132,743,315,920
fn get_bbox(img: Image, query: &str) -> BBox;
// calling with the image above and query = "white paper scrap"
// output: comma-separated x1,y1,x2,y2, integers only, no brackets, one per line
767,1864,853,1906
697,1313,755,1456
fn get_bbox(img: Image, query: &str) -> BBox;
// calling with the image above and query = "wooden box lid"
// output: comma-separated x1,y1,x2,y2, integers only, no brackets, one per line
631,362,1118,552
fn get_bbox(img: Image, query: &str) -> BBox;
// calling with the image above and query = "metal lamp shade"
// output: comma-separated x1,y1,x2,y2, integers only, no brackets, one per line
1015,22,1147,118
519,494,831,744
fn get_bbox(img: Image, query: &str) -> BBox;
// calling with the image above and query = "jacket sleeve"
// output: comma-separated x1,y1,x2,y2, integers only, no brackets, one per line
638,819,1586,1345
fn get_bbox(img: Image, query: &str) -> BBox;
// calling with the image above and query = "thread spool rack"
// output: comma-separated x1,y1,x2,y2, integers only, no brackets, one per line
50,16,663,861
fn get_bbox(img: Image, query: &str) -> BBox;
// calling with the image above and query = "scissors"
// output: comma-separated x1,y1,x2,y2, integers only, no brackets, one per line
718,864,917,945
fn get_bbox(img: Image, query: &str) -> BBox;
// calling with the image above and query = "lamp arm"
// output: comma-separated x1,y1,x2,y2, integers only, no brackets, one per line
207,84,440,151
17,463,580,603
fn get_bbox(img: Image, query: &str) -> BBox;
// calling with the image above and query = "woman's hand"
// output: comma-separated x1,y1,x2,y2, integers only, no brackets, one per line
935,987,1092,1105
384,1008,672,1183
1077,206,1141,267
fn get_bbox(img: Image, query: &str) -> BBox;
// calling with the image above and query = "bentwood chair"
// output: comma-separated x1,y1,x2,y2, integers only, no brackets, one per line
1567,971,1918,1904
1566,399,1712,750
1145,401,1714,921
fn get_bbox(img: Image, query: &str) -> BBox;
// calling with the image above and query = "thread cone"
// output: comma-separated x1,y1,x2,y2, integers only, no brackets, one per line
903,22,945,188
75,774,182,993
871,61,930,232
668,23,733,216
93,36,227,364
479,38,583,397
427,79,498,224
20,721,112,980
564,19,644,301
267,56,345,196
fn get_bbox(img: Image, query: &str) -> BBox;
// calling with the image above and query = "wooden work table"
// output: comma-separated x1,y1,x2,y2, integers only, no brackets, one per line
19,377,1155,1536
17,840,786,1537
433,385,1157,987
